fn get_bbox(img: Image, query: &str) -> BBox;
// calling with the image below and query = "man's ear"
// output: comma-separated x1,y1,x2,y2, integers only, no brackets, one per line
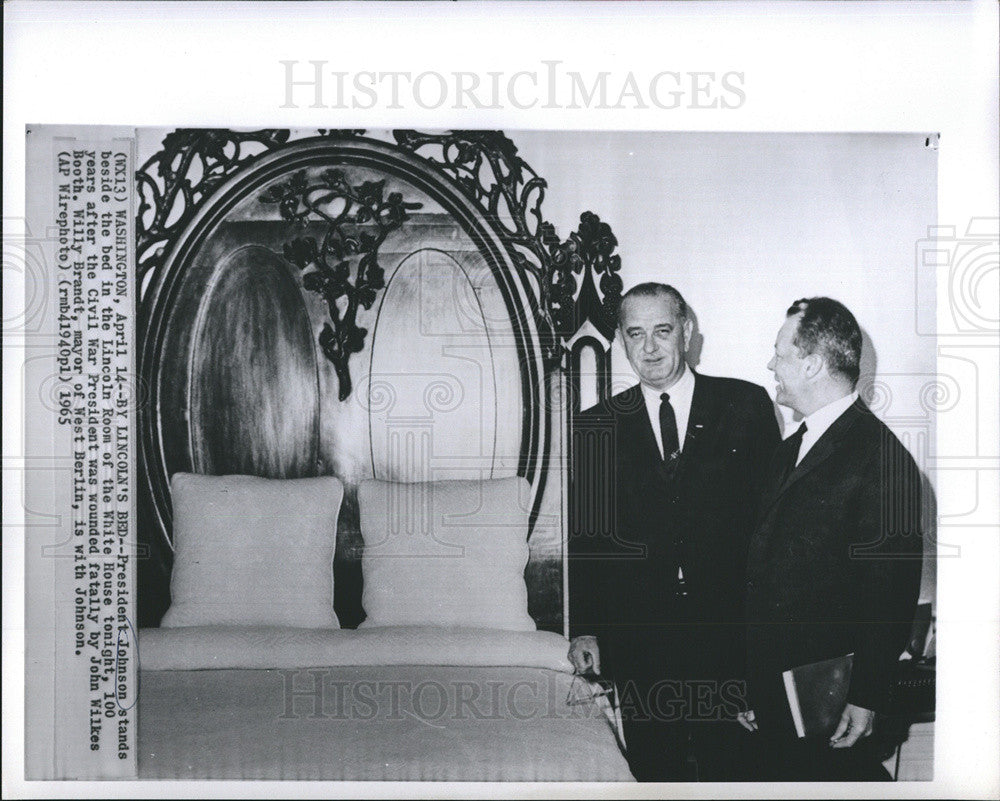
682,318,694,351
803,352,824,379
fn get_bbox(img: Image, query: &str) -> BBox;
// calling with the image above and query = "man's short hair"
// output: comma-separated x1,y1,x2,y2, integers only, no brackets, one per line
618,283,688,326
786,297,862,385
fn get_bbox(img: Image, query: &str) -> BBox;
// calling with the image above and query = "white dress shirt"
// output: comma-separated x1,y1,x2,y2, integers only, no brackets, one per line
641,365,696,459
794,390,859,465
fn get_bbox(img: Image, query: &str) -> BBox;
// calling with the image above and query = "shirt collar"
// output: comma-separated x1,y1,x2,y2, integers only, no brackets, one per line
640,364,695,408
801,390,859,440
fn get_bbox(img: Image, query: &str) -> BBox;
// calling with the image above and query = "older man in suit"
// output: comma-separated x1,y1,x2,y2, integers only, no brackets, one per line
567,283,780,780
740,297,923,781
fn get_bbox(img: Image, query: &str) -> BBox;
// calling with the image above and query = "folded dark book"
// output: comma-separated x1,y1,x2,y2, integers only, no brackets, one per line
782,653,854,738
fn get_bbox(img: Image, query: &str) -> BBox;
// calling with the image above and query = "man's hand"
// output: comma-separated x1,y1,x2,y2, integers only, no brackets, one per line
829,703,875,748
736,709,759,732
568,635,601,675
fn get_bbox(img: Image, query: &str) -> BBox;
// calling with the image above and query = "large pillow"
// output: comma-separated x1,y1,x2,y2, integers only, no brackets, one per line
161,473,343,629
358,476,535,631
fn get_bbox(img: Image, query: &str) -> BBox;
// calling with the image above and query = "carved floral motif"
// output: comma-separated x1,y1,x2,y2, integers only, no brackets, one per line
136,128,622,399
136,128,291,285
392,130,622,361
259,168,422,400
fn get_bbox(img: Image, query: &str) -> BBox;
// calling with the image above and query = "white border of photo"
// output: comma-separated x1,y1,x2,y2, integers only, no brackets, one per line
4,2,998,798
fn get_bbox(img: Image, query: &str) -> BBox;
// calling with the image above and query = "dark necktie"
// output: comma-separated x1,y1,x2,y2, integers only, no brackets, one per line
659,392,686,598
778,421,808,485
659,392,680,461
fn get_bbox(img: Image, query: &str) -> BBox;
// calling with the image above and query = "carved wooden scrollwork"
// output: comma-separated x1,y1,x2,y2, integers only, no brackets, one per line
546,210,623,344
393,130,560,358
391,130,621,366
136,129,292,288
136,128,621,396
259,168,422,400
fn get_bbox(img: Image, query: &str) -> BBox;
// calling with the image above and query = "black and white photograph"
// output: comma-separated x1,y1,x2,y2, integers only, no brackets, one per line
4,2,998,798
135,127,941,782
16,123,945,783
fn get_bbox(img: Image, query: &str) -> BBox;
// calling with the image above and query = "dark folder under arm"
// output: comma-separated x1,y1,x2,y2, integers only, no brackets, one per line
782,653,854,738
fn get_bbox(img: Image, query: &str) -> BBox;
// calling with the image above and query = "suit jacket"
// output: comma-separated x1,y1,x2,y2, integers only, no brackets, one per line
569,372,780,681
745,397,923,731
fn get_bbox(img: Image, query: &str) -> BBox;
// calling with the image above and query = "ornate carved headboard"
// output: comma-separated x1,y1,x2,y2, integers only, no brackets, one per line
135,129,621,633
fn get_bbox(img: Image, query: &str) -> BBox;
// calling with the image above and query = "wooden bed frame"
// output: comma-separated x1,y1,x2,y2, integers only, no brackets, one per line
135,129,623,634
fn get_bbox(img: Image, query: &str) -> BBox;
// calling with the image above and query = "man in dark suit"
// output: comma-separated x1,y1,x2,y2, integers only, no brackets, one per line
739,297,923,781
567,283,780,780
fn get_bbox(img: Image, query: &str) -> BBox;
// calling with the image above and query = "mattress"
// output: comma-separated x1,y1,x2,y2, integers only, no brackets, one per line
137,626,633,781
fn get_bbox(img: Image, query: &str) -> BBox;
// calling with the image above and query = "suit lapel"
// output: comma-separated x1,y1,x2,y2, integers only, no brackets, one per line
675,372,719,477
759,435,797,511
760,398,866,514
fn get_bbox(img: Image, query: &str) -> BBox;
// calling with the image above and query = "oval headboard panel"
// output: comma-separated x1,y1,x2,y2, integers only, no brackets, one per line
368,247,522,482
189,245,321,479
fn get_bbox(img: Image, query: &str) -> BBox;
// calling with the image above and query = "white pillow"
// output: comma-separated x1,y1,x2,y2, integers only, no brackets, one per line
358,477,536,631
161,473,343,628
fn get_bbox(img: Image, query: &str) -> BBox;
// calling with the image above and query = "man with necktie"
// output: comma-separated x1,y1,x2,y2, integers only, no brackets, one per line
567,282,780,780
740,297,924,780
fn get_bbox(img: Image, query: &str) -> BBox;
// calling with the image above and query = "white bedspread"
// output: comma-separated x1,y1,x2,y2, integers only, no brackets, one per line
140,624,575,672
137,626,633,781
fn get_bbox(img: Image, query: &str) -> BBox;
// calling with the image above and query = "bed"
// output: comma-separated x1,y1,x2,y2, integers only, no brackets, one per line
134,129,628,780
137,626,629,781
